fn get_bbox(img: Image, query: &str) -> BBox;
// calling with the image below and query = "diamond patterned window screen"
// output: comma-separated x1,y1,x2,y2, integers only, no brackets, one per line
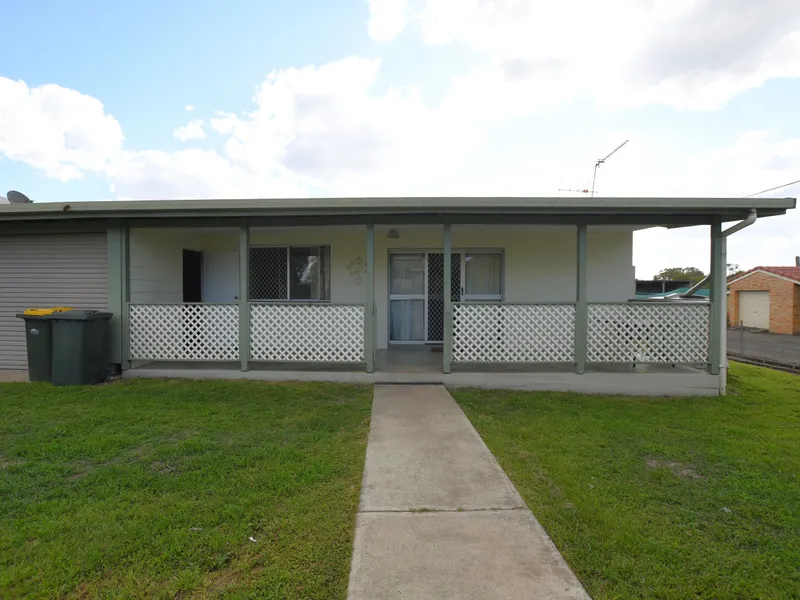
452,303,575,363
588,303,710,363
250,247,288,300
129,304,239,361
250,303,364,362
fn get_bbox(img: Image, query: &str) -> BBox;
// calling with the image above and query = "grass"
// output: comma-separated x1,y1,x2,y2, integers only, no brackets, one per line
0,379,372,599
452,363,800,599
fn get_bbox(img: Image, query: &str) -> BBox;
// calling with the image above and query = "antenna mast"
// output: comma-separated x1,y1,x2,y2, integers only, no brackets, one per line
590,140,629,197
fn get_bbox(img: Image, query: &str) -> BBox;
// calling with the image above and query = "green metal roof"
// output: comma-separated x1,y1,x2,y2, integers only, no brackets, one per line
0,196,794,224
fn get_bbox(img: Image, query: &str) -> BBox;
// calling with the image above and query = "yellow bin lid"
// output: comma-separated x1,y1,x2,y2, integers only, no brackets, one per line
23,307,73,316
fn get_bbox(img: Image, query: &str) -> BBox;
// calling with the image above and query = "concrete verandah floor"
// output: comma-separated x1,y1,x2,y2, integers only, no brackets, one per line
125,345,720,396
347,385,590,600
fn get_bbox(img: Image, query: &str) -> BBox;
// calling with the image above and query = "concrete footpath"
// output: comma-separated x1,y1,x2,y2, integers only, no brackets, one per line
347,385,590,600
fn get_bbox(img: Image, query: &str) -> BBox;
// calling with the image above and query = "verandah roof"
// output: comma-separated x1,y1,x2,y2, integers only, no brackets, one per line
0,196,794,229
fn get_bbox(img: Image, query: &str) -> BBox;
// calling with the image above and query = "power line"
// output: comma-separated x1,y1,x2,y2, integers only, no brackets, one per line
743,177,800,198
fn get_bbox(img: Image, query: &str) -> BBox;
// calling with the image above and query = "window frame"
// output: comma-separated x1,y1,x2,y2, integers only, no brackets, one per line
461,250,503,302
249,244,331,302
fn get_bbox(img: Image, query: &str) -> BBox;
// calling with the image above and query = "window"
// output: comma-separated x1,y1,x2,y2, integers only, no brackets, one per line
464,252,502,300
249,246,331,301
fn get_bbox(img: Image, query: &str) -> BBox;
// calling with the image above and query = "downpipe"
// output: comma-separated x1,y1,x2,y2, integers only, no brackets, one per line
682,209,758,298
718,209,758,394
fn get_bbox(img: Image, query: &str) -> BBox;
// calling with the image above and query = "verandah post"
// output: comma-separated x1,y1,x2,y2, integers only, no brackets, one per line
365,223,375,373
106,222,130,371
709,219,723,377
239,224,250,372
575,223,588,374
443,221,452,374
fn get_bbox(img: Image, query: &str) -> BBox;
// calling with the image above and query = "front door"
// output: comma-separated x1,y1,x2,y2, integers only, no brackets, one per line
202,251,240,303
389,252,461,344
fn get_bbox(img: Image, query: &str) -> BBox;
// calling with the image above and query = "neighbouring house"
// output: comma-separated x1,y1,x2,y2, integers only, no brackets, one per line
635,279,691,295
0,196,794,395
727,260,800,334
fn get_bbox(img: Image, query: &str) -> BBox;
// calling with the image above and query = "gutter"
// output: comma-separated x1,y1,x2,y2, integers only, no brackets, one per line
682,209,758,297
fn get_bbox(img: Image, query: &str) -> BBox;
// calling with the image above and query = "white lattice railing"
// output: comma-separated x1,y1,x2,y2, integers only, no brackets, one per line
129,304,239,361
453,303,575,363
588,302,710,364
250,303,364,363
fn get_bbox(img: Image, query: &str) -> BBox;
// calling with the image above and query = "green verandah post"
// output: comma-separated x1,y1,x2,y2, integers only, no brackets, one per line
365,223,375,373
239,225,250,372
575,223,588,374
443,222,452,374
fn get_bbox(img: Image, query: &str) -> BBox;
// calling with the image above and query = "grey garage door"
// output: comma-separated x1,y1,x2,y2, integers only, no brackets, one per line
739,290,770,330
0,233,107,370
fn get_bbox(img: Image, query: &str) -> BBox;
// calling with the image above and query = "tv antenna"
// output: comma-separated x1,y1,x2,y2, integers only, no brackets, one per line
590,140,629,197
558,187,593,195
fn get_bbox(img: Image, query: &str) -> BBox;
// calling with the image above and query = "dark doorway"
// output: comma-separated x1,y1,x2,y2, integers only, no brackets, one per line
182,250,202,302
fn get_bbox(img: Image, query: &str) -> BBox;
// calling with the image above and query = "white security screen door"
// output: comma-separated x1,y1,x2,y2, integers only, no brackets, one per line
389,253,426,342
389,251,502,344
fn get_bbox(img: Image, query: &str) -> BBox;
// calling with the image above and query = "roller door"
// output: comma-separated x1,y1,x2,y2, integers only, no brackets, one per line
0,233,107,370
738,290,770,330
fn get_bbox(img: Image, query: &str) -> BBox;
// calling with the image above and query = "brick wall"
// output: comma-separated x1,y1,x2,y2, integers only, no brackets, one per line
728,272,799,335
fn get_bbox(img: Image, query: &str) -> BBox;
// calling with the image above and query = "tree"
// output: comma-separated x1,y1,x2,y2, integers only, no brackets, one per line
653,267,706,285
727,263,745,278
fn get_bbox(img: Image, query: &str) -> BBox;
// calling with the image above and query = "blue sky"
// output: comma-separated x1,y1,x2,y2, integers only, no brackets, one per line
1,0,799,277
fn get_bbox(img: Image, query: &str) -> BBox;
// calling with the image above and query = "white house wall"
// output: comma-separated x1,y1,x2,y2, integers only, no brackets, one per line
129,224,634,349
130,228,203,303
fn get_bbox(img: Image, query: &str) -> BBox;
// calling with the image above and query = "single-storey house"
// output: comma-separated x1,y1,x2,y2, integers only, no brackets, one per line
0,196,795,395
727,263,800,334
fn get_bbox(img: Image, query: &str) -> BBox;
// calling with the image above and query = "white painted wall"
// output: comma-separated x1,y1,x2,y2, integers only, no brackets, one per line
130,229,203,303
129,224,634,349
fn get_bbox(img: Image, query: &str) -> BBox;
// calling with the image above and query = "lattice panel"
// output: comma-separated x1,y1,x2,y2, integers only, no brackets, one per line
129,304,239,361
453,304,575,362
588,303,710,363
250,304,364,362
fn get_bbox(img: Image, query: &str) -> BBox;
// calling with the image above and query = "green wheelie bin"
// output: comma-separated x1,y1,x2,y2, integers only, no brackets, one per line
16,308,73,382
50,310,113,386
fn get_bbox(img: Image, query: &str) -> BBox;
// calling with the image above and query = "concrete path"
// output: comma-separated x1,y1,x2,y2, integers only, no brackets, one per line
347,385,590,600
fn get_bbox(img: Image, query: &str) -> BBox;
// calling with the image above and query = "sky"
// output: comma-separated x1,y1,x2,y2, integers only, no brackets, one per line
0,0,798,279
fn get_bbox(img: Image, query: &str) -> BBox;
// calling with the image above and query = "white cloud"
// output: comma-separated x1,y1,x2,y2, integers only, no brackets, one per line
367,0,409,41
173,119,207,141
0,77,123,181
416,0,800,112
108,149,303,199
185,105,194,111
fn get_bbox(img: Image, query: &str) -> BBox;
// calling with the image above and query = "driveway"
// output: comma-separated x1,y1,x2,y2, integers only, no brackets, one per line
347,385,589,600
727,328,800,367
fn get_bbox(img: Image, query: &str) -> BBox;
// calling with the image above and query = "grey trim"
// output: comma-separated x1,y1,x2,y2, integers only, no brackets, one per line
0,196,794,223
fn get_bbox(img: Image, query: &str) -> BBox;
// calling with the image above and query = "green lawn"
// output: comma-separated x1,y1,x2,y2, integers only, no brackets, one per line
0,379,372,599
453,363,800,599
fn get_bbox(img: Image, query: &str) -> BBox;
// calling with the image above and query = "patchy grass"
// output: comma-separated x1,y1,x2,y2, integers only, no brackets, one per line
452,363,800,599
0,379,372,599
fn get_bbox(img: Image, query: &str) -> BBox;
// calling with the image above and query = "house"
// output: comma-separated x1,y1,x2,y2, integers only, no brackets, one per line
727,260,800,334
0,196,795,395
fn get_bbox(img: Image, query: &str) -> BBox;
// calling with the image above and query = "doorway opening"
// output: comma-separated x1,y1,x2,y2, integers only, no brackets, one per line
182,250,203,302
